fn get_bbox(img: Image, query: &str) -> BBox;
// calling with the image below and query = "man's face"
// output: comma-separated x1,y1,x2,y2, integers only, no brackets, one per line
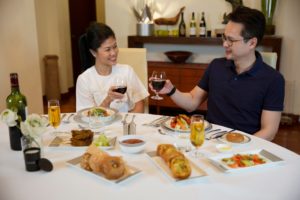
94,36,119,67
223,21,253,61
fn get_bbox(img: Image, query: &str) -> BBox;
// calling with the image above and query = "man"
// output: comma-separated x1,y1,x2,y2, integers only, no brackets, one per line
153,6,285,141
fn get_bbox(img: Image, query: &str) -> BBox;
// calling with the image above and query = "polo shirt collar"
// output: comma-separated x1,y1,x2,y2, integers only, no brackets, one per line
226,51,264,76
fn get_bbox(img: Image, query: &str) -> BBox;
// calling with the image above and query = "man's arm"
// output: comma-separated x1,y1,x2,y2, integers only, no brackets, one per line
170,85,208,112
254,110,282,141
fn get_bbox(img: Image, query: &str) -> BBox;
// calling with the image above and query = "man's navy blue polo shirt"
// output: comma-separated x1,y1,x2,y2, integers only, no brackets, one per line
199,51,285,134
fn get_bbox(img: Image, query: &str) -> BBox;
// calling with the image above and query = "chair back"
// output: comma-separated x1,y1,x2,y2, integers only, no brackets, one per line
118,48,149,113
260,52,277,69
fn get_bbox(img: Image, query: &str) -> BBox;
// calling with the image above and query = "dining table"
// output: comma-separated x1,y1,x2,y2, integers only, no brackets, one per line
0,112,300,200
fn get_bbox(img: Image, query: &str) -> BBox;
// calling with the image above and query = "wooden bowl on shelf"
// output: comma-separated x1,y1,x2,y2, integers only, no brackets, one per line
164,51,192,63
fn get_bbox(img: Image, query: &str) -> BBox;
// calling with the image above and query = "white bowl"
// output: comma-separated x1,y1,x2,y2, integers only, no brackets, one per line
118,135,146,154
216,143,232,153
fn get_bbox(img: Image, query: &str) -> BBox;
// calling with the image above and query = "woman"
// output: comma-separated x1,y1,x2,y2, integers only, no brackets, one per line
76,22,149,112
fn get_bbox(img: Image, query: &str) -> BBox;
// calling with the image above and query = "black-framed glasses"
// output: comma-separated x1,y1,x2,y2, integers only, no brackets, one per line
222,34,246,47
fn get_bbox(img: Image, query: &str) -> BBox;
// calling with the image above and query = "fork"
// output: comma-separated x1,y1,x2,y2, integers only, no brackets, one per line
62,113,74,124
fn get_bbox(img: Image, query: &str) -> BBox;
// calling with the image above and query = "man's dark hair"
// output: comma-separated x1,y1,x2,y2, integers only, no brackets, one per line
227,6,266,45
86,22,115,51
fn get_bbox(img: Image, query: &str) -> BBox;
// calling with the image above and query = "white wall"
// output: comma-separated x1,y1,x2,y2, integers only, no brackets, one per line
106,0,300,115
0,0,43,114
35,0,73,95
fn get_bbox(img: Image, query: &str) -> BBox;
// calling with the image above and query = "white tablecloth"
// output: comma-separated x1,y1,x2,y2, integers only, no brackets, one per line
1,113,300,200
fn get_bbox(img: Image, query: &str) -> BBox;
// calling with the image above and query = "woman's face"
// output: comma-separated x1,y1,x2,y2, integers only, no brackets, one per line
93,36,118,67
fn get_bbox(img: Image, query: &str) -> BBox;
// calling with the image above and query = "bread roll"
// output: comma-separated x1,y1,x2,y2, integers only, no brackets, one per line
170,157,191,179
226,132,245,143
157,144,176,157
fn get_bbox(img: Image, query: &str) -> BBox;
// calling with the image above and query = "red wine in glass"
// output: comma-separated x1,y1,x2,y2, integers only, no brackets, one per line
152,79,166,92
113,86,127,94
151,71,166,100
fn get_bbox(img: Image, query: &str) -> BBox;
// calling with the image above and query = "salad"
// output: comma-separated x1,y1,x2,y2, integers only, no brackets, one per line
170,114,191,130
222,154,266,168
93,134,110,147
88,107,109,117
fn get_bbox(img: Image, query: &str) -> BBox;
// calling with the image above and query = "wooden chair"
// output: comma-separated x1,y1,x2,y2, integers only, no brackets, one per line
118,48,149,113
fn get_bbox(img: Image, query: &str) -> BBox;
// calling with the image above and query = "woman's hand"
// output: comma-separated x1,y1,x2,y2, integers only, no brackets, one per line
100,86,125,107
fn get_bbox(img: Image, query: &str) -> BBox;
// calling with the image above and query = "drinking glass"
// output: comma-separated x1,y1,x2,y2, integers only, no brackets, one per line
150,71,166,100
48,100,61,132
189,114,205,158
112,76,127,103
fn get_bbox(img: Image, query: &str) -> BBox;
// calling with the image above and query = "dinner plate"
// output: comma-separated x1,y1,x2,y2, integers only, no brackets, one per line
146,151,207,182
48,132,116,150
162,118,212,133
217,132,251,145
208,149,284,173
77,107,117,123
73,113,122,125
66,156,141,184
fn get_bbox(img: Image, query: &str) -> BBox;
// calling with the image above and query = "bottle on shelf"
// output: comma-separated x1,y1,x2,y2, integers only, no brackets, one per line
178,11,186,37
199,12,206,37
189,12,196,37
6,73,28,150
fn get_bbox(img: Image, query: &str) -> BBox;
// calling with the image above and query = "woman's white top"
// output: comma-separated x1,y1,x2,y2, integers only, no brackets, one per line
76,64,149,112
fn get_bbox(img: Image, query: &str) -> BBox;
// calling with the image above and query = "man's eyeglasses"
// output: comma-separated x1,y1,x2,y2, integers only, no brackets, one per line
222,34,247,47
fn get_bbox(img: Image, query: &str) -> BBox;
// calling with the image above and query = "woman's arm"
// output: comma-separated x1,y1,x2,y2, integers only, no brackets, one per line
129,99,145,113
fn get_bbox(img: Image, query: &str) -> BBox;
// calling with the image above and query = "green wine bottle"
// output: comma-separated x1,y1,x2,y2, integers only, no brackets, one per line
189,12,196,37
178,11,186,37
6,73,28,150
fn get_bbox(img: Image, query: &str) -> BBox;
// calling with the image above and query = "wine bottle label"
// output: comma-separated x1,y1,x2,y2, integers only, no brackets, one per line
190,27,196,36
200,27,206,36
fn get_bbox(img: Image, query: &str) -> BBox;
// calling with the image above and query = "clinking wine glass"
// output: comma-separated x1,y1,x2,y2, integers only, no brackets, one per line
151,71,166,100
190,114,205,158
112,76,127,103
48,99,61,133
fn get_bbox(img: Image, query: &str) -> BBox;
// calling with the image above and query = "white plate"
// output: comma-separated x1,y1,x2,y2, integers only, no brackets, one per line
208,149,284,173
77,107,117,123
217,133,251,145
146,151,207,182
73,113,122,125
66,156,141,184
48,132,116,150
162,118,212,133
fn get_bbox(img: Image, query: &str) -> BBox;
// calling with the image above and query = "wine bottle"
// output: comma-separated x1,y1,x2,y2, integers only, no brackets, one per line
178,11,186,37
189,12,196,37
6,73,28,150
199,12,206,37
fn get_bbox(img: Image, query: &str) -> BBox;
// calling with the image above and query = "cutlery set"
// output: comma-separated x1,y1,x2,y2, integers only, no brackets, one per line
142,116,170,127
205,129,236,140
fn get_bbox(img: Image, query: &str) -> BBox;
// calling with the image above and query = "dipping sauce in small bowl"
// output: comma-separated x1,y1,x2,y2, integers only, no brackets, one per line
118,135,146,153
216,144,232,153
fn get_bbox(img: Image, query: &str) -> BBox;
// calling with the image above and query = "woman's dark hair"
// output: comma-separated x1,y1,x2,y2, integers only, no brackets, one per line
227,6,266,45
86,22,115,51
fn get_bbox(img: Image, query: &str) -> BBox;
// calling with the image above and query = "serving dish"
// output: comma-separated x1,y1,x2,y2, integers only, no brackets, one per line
146,151,207,182
48,132,116,150
217,132,251,145
66,156,141,184
162,118,212,133
208,149,284,173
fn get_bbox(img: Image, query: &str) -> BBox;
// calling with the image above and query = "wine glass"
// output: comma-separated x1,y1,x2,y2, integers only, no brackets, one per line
48,100,61,133
112,76,127,103
189,114,205,158
150,71,166,100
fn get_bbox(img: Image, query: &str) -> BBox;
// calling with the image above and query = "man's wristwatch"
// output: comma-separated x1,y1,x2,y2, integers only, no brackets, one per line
166,86,176,96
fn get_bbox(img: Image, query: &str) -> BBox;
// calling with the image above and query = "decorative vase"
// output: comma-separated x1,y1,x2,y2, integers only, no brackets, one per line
261,0,277,35
8,126,22,151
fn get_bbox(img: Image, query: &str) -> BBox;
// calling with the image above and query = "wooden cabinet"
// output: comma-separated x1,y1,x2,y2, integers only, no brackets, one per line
148,61,208,112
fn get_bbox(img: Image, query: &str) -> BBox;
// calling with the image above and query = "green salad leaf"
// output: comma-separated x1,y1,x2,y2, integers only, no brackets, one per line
93,134,110,147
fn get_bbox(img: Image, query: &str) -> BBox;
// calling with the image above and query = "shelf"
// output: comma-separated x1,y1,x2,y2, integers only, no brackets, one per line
128,35,282,70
